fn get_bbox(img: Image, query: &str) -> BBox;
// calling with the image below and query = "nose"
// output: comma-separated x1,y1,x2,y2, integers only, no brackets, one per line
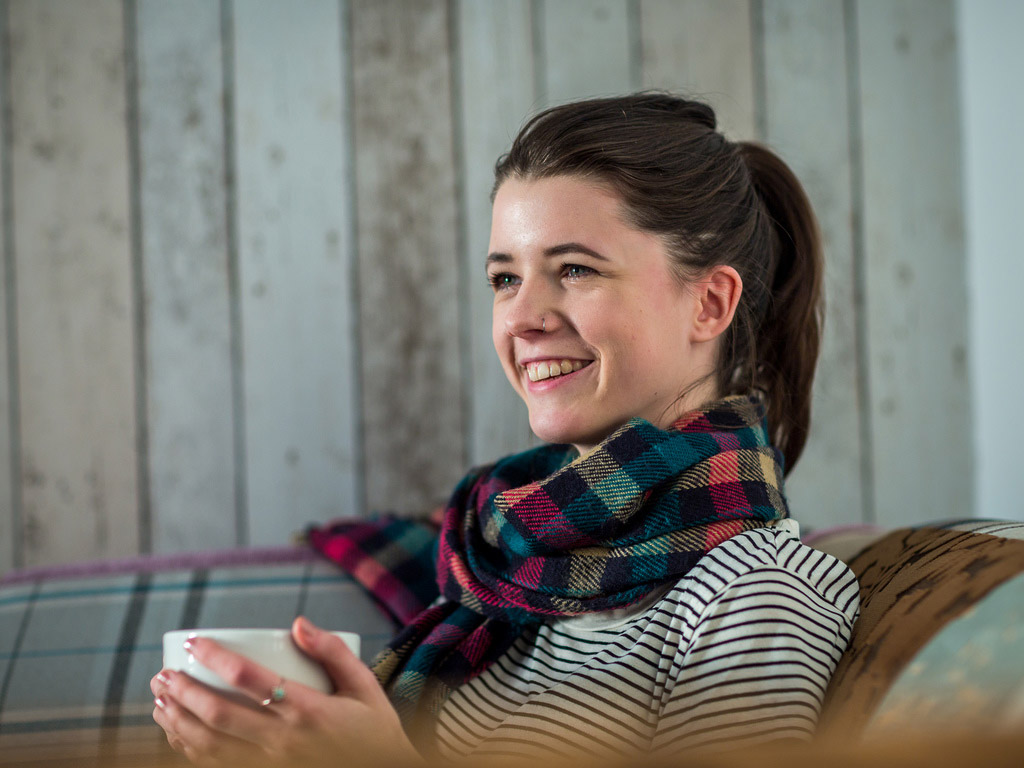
502,277,556,338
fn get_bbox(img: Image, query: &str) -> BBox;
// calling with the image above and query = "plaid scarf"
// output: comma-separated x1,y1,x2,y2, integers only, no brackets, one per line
308,395,788,746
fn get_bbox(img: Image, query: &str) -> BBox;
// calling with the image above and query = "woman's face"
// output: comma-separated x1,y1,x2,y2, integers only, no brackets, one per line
488,175,711,454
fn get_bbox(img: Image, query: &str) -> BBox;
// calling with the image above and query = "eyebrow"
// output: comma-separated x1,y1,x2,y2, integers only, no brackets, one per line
485,242,609,267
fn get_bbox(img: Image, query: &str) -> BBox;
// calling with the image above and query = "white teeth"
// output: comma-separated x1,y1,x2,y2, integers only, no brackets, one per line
526,359,587,381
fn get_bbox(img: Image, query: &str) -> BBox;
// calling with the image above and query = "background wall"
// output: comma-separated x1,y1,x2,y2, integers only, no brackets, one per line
0,0,975,573
958,0,1024,527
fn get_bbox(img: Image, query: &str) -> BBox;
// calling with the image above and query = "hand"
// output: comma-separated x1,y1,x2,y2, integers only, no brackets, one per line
151,617,420,767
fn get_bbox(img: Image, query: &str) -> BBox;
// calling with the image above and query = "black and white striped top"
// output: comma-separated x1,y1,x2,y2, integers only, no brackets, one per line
434,519,860,760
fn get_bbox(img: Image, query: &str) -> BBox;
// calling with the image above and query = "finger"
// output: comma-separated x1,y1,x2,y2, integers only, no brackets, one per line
162,669,286,745
153,702,184,754
168,734,186,755
155,692,260,766
183,636,317,708
291,616,380,699
151,669,172,698
183,743,220,768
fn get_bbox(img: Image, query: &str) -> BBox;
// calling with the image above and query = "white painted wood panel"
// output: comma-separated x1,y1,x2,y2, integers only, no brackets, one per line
960,0,1024,522
351,0,466,514
762,0,865,528
136,0,237,552
457,0,535,466
0,9,12,574
232,0,360,543
855,0,970,525
9,0,139,566
0,0,979,570
639,0,757,140
540,0,636,107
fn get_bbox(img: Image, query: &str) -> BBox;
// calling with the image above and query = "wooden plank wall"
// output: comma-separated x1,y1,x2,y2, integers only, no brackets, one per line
135,0,236,553
9,0,140,567
233,0,361,545
0,0,969,572
351,0,465,515
855,1,971,524
0,3,11,575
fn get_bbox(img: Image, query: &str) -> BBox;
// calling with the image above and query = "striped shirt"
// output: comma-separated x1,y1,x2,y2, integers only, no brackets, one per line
434,519,859,760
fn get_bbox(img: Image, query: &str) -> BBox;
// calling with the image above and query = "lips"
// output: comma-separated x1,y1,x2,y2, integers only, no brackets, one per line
523,359,592,382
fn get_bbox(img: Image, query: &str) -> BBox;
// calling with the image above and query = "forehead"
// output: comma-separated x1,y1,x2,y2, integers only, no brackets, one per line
489,175,629,245
487,175,684,288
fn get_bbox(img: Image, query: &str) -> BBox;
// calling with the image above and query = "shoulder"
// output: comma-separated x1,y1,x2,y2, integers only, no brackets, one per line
659,520,860,631
650,522,860,751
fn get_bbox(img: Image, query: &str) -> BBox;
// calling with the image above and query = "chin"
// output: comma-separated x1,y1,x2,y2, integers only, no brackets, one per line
528,415,574,446
528,415,608,449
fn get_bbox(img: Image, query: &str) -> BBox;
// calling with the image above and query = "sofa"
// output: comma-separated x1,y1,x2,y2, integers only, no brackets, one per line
1,519,1022,766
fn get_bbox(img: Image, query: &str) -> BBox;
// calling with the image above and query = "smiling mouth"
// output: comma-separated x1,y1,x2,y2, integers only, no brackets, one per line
524,359,592,382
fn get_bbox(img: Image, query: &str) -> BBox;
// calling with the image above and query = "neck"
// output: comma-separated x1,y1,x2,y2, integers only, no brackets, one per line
571,380,720,455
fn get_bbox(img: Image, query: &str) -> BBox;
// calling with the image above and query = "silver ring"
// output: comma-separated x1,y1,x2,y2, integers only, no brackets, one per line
542,317,546,332
260,678,287,707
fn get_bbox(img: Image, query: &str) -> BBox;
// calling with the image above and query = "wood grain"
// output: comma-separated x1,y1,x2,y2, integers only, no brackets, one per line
0,4,12,574
9,0,139,566
540,0,636,107
351,0,465,514
0,0,978,567
232,0,361,543
855,0,970,525
639,0,757,140
135,0,236,552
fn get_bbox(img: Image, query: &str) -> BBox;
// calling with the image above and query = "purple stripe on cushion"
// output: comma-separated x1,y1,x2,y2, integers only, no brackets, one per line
0,546,320,586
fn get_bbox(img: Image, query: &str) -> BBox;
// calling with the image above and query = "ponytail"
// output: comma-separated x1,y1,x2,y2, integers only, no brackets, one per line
736,143,824,473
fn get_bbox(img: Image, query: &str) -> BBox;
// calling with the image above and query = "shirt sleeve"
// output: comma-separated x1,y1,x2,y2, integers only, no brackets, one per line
651,564,858,754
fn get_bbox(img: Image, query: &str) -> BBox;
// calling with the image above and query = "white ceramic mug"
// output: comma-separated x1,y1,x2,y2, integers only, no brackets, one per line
163,628,360,696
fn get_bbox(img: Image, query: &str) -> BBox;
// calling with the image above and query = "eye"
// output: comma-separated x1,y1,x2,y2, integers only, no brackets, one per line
487,271,520,291
564,263,596,280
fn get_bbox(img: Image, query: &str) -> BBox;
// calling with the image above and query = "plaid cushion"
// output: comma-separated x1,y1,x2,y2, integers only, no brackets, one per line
0,548,395,764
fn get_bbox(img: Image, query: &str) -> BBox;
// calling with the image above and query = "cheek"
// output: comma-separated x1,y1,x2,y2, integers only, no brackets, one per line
616,307,688,370
609,309,661,350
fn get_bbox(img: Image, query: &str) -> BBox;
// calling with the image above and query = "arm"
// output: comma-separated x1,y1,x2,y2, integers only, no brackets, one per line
652,566,856,754
151,617,422,766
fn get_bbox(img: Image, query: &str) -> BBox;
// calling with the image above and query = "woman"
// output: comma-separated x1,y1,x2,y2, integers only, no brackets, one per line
152,93,858,764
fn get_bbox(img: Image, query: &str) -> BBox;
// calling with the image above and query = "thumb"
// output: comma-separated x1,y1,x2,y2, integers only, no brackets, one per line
292,616,378,698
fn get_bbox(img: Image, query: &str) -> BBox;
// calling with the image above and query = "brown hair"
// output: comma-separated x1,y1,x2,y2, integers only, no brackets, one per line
493,93,823,473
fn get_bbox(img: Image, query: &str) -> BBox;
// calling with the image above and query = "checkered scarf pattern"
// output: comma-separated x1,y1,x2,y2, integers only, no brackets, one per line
307,515,440,627
310,395,788,746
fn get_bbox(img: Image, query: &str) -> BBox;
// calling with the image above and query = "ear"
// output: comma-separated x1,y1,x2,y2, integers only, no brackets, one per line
690,265,742,343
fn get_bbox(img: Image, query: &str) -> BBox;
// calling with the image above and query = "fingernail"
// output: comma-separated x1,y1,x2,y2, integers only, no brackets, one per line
182,639,194,652
156,671,171,685
155,696,166,709
295,616,314,642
